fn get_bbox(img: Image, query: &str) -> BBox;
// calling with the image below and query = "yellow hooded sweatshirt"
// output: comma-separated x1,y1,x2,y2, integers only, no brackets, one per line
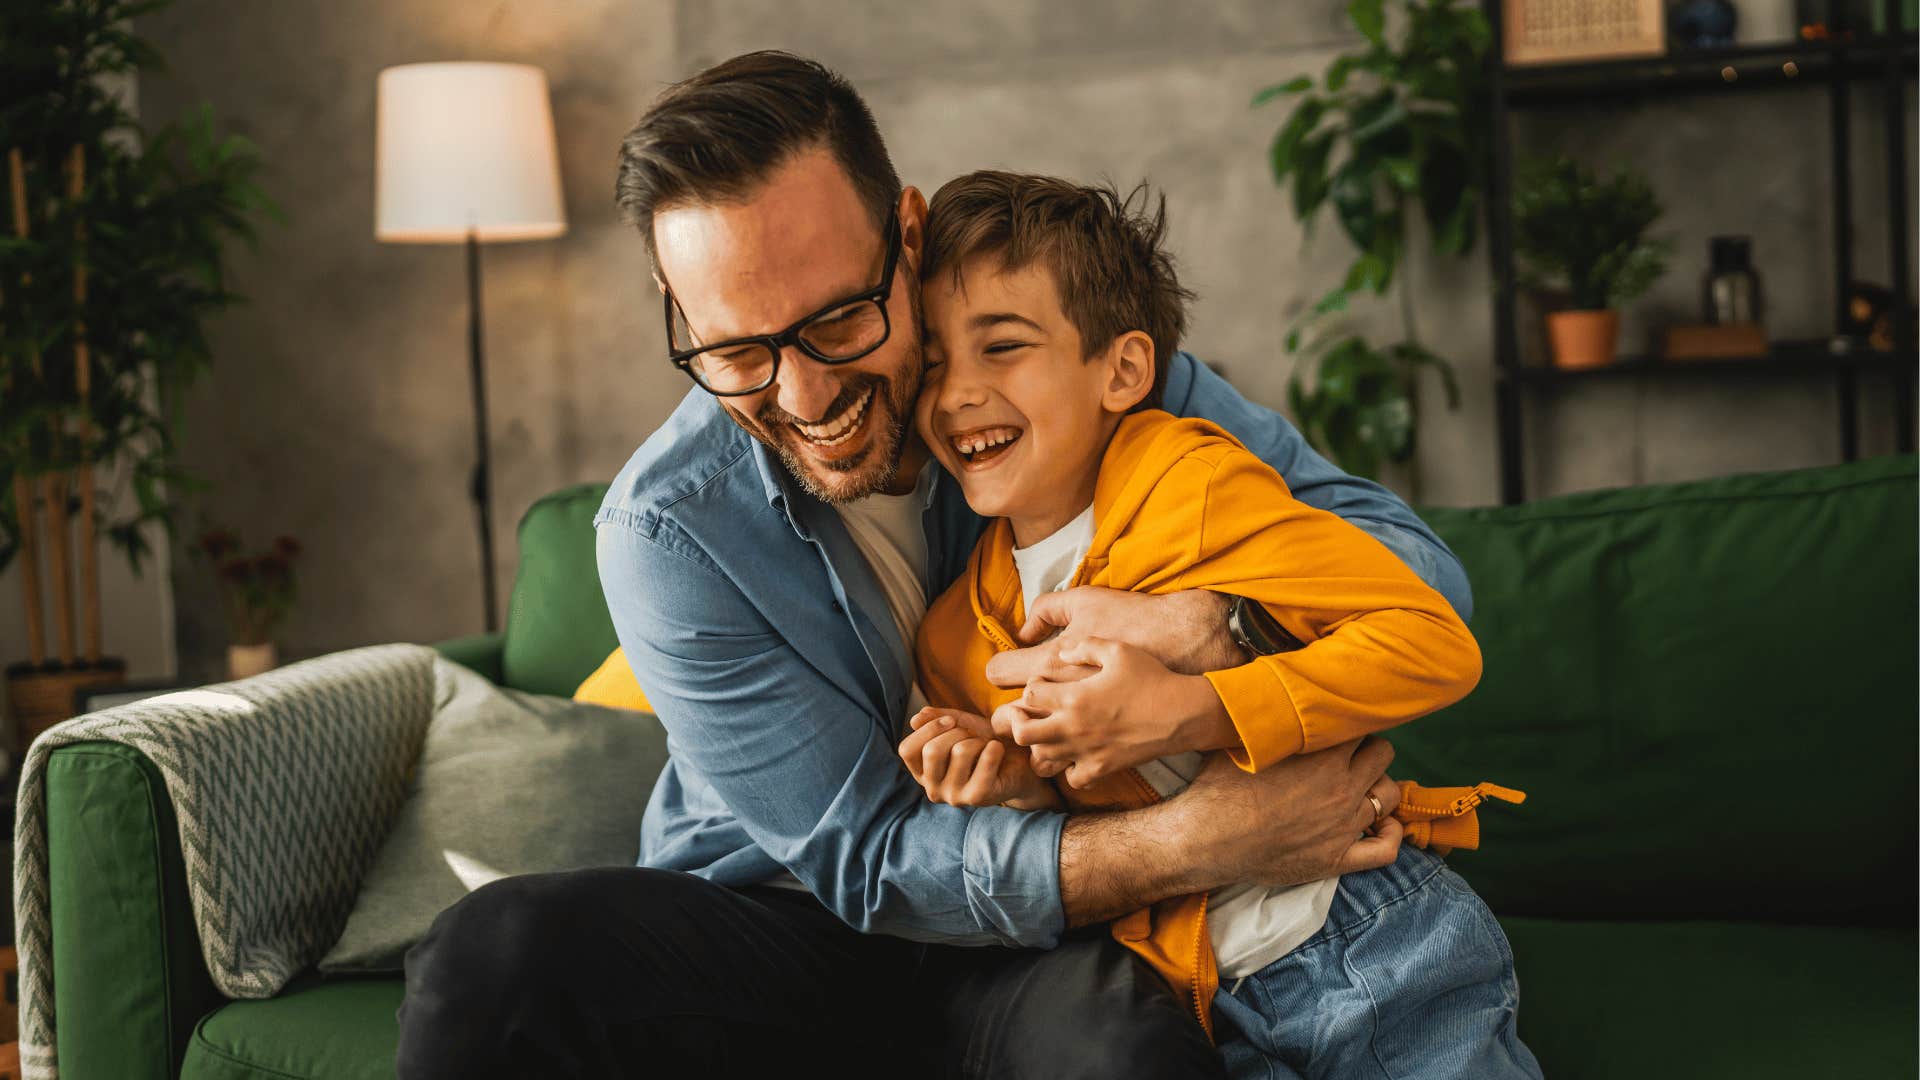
913,409,1499,1035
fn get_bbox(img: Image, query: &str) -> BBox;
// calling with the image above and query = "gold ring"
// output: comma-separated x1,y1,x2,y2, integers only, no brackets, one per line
1366,793,1385,822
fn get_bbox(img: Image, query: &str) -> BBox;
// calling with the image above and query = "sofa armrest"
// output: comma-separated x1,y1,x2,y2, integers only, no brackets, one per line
433,632,506,685
43,743,223,1079
20,644,437,1079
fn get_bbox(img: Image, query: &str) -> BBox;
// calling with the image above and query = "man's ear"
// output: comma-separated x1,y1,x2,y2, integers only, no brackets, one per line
899,186,929,276
1100,331,1156,414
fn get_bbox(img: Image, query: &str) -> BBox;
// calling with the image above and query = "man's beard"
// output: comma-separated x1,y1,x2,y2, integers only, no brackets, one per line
738,288,927,505
756,365,917,504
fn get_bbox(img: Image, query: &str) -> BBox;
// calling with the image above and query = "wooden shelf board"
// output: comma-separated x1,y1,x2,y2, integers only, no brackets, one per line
1502,341,1913,384
1502,38,1917,106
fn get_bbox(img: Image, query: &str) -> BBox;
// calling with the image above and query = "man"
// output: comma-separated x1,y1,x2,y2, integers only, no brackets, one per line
397,51,1473,1079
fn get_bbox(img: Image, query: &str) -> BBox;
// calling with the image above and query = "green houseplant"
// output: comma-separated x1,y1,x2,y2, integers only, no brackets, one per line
1257,0,1487,482
2,0,276,740
1512,154,1670,369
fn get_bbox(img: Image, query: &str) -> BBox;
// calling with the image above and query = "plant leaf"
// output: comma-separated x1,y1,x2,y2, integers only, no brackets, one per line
1349,0,1386,45
1253,76,1315,106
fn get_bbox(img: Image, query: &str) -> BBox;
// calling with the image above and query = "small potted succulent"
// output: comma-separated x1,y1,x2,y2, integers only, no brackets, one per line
1513,155,1671,369
194,529,301,679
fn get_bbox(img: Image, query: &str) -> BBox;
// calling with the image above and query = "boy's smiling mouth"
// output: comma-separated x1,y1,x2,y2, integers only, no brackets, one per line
948,424,1023,469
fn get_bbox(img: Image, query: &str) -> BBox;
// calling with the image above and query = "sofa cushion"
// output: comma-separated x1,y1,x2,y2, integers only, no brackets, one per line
574,645,653,712
178,975,401,1080
319,660,667,972
501,482,618,697
1501,916,1917,1078
1402,455,1917,925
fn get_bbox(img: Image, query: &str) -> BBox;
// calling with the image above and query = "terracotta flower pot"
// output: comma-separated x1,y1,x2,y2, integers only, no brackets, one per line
1546,309,1621,369
227,643,279,681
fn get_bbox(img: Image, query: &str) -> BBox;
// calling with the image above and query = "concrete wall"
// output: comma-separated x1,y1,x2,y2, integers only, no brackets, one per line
129,0,1912,675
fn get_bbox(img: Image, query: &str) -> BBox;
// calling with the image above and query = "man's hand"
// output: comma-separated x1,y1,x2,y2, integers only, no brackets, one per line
984,587,1243,687
1058,735,1404,927
1176,737,1404,889
898,708,1063,811
991,637,1239,788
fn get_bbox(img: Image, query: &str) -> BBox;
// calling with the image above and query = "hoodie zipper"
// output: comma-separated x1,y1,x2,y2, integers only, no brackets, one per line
1399,781,1527,818
1189,890,1213,1036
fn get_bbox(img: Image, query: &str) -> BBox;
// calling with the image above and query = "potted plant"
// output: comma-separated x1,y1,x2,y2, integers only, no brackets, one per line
1257,0,1486,484
1512,154,1670,369
1,0,276,743
193,530,300,679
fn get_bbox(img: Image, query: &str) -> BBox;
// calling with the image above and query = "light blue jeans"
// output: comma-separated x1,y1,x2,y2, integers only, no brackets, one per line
1211,845,1543,1080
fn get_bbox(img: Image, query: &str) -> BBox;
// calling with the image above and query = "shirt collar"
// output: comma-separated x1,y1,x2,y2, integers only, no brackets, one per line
753,440,941,540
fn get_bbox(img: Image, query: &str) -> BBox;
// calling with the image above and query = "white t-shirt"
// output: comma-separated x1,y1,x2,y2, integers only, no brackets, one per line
1011,506,1337,979
834,468,934,723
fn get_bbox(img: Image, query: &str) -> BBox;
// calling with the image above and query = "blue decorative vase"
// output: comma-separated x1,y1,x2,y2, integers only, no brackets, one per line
1672,0,1740,48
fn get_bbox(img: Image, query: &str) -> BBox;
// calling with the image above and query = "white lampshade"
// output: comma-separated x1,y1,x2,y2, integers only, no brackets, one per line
376,62,567,244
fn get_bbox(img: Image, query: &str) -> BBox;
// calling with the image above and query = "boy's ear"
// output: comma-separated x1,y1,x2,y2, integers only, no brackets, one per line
1100,331,1156,414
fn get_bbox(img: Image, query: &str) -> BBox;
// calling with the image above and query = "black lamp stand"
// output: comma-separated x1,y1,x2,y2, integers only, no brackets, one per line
465,229,498,632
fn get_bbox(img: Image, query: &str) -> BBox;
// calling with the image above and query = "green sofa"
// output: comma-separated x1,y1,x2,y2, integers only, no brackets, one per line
32,457,1916,1078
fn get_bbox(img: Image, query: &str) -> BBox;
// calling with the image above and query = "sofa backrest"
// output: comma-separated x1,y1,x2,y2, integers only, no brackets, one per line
1406,454,1917,927
502,483,618,698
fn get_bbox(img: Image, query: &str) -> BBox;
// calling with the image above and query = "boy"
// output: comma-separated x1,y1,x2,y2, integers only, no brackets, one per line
899,171,1539,1079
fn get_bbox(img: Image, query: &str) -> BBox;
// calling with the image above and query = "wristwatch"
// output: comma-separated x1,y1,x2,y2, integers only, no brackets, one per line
1227,595,1303,657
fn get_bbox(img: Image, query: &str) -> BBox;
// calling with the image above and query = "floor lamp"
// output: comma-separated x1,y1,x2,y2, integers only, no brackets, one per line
375,62,566,632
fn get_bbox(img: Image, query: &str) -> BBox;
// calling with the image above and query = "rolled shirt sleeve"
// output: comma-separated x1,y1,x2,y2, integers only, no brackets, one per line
598,519,1068,948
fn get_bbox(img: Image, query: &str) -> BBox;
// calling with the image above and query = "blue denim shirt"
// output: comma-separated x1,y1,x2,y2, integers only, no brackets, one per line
594,352,1470,949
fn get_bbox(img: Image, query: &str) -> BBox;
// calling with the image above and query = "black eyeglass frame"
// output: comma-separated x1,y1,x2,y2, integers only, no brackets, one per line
663,206,902,397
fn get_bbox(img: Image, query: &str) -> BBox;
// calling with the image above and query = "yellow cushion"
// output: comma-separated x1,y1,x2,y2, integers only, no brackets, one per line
573,647,653,713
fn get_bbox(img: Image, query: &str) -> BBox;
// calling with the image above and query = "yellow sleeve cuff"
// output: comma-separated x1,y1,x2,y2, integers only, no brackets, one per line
1201,659,1305,773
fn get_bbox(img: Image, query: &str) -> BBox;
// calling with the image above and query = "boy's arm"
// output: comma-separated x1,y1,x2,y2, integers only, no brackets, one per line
1162,352,1474,620
1009,446,1479,783
1171,448,1482,772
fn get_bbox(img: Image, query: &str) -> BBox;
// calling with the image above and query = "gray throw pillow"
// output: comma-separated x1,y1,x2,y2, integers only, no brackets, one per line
319,658,668,972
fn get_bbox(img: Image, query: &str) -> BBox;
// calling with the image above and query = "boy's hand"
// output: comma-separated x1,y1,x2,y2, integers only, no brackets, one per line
899,707,1061,810
992,637,1237,788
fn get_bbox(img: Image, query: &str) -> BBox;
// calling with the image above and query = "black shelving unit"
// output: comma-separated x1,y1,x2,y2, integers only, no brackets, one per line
1484,1,1918,504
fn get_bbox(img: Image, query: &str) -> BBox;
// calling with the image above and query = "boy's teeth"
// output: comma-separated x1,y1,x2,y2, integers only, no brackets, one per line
952,427,1020,456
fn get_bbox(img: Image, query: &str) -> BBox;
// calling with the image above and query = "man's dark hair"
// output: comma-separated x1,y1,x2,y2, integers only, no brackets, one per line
615,51,900,263
921,171,1194,411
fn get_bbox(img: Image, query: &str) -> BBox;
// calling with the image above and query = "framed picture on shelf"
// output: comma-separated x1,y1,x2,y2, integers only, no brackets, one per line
1503,0,1667,65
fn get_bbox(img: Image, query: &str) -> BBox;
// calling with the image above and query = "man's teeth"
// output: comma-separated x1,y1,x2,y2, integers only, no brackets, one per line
952,427,1021,457
794,386,875,446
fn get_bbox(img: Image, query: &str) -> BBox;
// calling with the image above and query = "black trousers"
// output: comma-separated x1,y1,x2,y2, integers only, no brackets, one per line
395,866,1227,1079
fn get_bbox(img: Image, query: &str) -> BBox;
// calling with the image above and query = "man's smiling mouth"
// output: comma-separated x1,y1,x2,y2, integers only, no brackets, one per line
793,385,876,447
950,425,1023,467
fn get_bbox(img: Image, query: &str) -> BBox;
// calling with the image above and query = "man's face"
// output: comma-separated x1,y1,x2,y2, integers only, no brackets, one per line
917,256,1125,546
653,148,927,504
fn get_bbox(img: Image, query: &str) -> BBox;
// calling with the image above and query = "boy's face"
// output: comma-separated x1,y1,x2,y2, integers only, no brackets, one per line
918,256,1133,546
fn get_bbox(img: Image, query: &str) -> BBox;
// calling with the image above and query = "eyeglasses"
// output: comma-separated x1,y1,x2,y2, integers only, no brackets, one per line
664,207,901,397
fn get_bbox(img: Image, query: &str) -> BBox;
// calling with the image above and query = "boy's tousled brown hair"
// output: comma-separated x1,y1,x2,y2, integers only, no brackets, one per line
921,171,1195,410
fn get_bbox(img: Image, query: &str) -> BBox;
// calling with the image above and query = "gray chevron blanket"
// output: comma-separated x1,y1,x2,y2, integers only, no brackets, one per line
12,643,437,1080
